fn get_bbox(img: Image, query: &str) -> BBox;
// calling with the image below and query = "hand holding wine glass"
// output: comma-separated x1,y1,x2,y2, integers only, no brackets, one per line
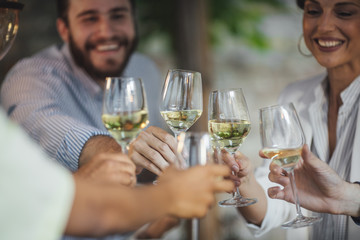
259,103,322,228
176,131,235,240
266,144,359,216
208,88,257,207
102,77,149,153
160,69,203,139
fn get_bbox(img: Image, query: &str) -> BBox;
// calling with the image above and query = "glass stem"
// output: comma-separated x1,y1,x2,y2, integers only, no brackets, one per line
233,177,242,198
120,142,128,154
231,152,243,199
191,218,199,240
288,169,303,218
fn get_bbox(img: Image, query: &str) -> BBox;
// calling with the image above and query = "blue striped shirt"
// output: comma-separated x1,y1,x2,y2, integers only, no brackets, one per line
1,43,168,172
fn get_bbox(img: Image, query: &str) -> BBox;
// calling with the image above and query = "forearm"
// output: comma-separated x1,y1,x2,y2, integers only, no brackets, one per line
4,96,111,171
237,174,267,226
65,178,171,237
340,182,360,217
79,135,122,166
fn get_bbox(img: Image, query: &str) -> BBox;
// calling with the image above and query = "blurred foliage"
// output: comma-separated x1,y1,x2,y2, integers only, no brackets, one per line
209,0,288,49
136,0,288,51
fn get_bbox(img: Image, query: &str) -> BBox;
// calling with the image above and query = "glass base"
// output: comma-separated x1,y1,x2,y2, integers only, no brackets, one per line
281,215,322,229
218,196,257,208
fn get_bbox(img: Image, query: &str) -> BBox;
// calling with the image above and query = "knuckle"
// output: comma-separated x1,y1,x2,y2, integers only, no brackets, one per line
144,161,154,170
129,152,140,163
123,158,135,167
137,130,149,140
158,142,169,152
148,150,160,160
96,152,107,159
268,172,277,183
147,126,155,131
131,139,141,149
122,177,133,186
163,134,175,146
198,207,207,217
102,159,115,169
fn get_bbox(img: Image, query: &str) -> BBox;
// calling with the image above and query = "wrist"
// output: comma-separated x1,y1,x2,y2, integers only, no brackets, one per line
238,172,256,192
341,181,360,217
79,135,121,166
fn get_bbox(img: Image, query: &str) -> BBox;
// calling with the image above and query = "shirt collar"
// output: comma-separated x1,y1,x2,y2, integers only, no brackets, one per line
340,75,360,112
313,75,360,111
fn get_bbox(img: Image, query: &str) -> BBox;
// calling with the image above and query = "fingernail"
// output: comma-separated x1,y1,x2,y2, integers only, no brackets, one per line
234,181,240,187
232,164,239,172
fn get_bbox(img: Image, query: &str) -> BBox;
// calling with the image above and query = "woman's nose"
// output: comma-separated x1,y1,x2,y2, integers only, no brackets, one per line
317,12,336,33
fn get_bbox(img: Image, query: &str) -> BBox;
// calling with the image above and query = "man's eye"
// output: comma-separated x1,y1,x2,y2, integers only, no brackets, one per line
336,11,353,17
83,16,98,23
111,14,125,20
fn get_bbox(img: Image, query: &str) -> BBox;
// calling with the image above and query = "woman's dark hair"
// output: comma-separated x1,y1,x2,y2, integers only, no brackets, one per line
56,0,136,25
296,0,305,9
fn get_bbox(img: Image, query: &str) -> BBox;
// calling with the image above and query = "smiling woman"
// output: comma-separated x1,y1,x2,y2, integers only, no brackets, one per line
267,0,360,239
214,0,360,240
302,0,360,75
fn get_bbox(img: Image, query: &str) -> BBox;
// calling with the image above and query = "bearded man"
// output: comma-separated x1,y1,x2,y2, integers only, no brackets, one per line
1,0,169,174
1,0,179,239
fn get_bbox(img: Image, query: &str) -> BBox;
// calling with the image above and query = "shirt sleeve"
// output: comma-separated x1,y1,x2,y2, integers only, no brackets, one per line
0,110,75,240
245,160,296,236
1,57,110,171
351,182,360,226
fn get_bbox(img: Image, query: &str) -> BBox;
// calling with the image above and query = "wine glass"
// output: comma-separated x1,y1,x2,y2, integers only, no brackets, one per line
160,69,203,139
102,77,149,153
0,1,23,60
208,88,257,207
176,131,214,169
176,131,218,240
259,103,322,228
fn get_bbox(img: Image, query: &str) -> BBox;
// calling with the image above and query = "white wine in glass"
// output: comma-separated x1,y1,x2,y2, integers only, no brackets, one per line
262,147,302,173
160,69,203,139
208,119,251,153
102,77,149,153
259,103,322,228
208,88,257,207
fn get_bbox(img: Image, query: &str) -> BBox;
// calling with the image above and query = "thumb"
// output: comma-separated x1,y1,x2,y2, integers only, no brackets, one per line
301,144,318,169
301,144,312,164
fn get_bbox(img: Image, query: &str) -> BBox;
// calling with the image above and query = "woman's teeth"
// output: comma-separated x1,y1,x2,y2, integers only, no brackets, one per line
317,39,343,48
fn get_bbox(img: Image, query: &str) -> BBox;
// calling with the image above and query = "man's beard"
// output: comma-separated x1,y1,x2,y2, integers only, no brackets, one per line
68,34,138,80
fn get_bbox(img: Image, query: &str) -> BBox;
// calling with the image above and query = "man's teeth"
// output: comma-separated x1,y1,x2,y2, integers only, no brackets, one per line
318,39,343,48
97,44,118,51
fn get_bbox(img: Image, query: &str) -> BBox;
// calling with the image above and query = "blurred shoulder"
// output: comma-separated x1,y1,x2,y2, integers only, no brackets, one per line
129,52,156,64
278,72,326,104
284,73,325,91
6,44,69,76
1,44,73,102
125,52,161,79
126,52,159,72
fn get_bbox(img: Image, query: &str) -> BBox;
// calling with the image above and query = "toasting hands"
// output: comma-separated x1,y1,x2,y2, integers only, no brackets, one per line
266,144,360,216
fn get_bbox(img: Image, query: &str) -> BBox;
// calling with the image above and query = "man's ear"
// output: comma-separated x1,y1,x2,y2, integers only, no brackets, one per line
57,18,69,43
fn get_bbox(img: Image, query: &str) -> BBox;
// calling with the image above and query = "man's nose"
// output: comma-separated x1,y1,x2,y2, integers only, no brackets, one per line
98,18,116,37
